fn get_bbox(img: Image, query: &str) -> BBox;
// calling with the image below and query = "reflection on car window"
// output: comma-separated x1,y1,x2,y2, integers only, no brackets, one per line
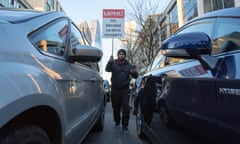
150,50,165,70
177,18,215,37
150,50,186,70
30,19,68,56
165,57,186,66
213,18,240,55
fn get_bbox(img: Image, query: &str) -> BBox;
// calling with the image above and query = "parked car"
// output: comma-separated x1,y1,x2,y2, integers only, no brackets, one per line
135,7,240,143
160,31,240,143
103,80,111,102
129,76,142,111
0,9,105,144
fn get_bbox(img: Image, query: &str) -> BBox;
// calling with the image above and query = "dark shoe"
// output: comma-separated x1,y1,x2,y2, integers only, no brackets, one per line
122,127,129,133
133,109,137,115
114,122,120,128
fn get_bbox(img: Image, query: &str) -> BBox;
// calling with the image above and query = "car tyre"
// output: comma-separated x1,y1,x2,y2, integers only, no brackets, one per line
0,124,50,144
136,102,146,139
93,106,105,131
159,102,173,127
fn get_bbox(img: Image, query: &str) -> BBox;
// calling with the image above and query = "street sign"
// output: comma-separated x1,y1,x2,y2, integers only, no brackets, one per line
102,9,125,38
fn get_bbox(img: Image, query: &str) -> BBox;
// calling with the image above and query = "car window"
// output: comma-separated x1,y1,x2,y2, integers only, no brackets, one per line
212,18,240,55
69,23,100,71
70,23,89,48
177,18,215,37
149,50,186,70
165,57,186,66
30,19,68,57
149,50,165,70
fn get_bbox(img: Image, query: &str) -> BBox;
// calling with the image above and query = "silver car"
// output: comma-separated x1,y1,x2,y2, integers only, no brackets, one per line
0,9,105,144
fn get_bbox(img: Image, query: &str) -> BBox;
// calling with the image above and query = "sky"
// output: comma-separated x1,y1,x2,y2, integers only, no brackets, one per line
58,0,127,25
57,0,170,80
58,0,130,80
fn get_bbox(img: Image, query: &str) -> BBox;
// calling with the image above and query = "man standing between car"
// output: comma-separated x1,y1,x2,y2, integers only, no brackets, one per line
105,49,138,133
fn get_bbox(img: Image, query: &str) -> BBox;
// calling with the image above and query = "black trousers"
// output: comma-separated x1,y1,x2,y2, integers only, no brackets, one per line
111,87,130,127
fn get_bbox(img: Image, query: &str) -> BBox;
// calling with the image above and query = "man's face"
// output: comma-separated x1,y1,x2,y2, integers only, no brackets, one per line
118,52,126,61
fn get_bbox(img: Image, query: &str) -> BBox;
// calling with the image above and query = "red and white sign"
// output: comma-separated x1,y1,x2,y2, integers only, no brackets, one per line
102,9,125,38
103,9,125,18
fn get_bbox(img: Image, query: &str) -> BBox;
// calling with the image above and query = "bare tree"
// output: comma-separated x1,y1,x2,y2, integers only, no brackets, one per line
124,0,161,73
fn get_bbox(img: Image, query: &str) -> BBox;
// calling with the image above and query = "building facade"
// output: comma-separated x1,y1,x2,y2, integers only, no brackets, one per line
27,0,63,12
0,0,64,12
159,0,236,42
0,0,32,9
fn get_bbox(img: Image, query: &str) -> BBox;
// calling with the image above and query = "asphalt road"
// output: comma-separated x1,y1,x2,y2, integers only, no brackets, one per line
144,113,215,144
82,103,151,144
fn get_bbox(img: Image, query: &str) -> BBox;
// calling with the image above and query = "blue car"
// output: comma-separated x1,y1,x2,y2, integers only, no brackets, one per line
135,7,240,144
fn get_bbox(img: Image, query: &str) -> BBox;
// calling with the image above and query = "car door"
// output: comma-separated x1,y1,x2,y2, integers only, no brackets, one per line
213,52,240,142
29,18,99,142
161,17,218,135
213,17,240,141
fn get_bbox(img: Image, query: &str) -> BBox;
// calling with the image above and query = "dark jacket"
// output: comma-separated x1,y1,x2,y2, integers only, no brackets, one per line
105,59,138,89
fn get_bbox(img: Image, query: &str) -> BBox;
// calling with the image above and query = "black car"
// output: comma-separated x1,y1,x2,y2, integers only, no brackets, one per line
103,80,111,102
135,7,240,144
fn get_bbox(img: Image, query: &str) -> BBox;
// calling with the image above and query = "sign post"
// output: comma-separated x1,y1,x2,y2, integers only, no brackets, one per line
102,9,125,55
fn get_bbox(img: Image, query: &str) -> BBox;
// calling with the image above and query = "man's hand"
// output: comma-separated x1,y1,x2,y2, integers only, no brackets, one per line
130,65,136,73
109,56,114,62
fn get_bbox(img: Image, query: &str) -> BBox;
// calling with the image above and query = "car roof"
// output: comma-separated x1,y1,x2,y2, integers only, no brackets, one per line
0,8,64,23
175,7,240,34
191,6,240,21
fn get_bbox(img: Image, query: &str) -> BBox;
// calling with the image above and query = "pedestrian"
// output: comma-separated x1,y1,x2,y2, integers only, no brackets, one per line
105,49,138,133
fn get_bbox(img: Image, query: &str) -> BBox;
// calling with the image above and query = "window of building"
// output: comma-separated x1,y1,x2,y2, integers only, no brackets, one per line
45,3,51,11
160,18,168,41
0,0,9,7
169,5,178,35
183,0,198,22
204,0,234,13
50,0,54,9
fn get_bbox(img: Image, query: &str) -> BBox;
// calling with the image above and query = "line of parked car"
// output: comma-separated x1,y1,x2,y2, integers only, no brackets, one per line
134,7,240,144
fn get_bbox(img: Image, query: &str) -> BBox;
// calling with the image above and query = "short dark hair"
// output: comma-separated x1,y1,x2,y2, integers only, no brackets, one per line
117,49,126,56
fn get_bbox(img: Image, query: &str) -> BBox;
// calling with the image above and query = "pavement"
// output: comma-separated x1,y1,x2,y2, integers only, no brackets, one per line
82,103,150,144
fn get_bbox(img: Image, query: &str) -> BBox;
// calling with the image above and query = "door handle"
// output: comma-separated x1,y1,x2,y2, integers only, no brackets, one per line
90,77,97,83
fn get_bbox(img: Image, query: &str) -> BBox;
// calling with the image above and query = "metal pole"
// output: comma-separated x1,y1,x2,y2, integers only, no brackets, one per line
112,38,114,56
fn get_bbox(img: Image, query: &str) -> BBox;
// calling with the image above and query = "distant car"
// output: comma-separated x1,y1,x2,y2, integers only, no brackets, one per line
103,80,111,102
129,76,142,110
0,9,105,144
135,7,240,143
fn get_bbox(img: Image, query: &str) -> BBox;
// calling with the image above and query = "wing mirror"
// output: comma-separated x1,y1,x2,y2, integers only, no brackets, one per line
68,45,102,62
161,32,218,70
161,32,212,58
